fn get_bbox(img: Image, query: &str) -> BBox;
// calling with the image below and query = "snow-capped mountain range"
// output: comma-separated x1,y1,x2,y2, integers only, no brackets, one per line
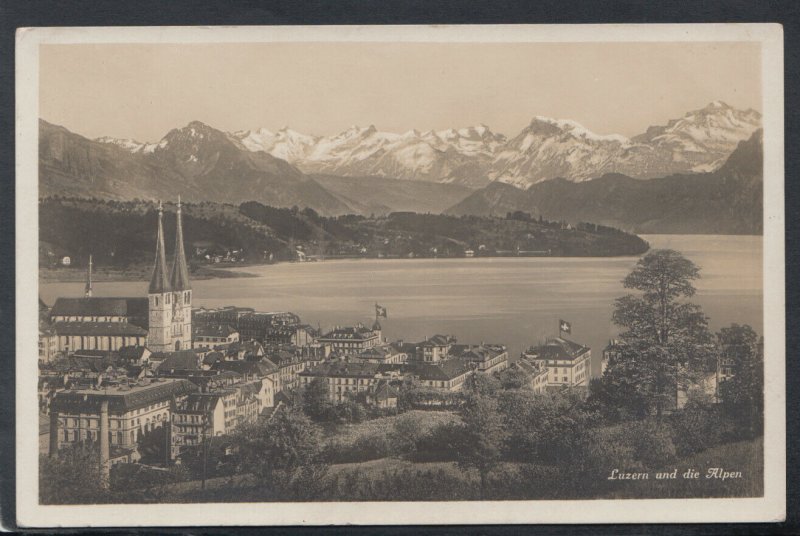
94,101,761,189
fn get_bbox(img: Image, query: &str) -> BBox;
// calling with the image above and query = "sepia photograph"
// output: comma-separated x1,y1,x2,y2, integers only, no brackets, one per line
15,24,785,526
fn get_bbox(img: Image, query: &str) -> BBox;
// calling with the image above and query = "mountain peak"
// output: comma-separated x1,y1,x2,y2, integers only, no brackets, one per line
525,116,629,144
704,100,732,111
185,120,214,131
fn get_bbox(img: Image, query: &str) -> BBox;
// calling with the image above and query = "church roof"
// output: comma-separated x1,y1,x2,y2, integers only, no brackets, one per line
149,205,172,294
170,202,191,291
53,321,148,337
50,297,148,324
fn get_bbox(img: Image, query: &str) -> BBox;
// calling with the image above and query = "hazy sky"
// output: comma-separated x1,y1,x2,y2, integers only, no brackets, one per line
40,41,761,142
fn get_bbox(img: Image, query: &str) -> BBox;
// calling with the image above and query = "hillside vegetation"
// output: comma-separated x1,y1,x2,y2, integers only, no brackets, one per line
39,197,649,273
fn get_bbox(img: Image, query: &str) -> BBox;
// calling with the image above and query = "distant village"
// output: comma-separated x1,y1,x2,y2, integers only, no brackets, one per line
38,200,724,483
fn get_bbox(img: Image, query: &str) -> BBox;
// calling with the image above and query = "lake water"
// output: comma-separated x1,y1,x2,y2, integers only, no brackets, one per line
39,235,763,378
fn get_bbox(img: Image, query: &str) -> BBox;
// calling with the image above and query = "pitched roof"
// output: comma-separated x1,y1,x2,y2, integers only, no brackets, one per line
211,359,278,377
373,381,399,400
50,297,148,325
319,326,377,341
68,355,120,373
450,344,507,362
194,324,238,338
202,351,225,366
118,345,148,360
170,203,192,291
301,361,380,379
53,321,148,337
176,392,227,413
72,349,117,359
265,348,300,366
411,359,472,381
52,378,197,413
391,341,418,354
525,337,590,361
152,350,200,371
358,346,402,360
149,206,172,294
419,334,455,347
511,358,547,378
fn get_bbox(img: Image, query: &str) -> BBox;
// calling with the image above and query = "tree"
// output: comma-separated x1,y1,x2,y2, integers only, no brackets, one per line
464,370,500,397
456,393,508,499
39,443,107,504
234,405,328,500
718,324,764,438
494,364,527,390
601,249,714,418
302,377,333,421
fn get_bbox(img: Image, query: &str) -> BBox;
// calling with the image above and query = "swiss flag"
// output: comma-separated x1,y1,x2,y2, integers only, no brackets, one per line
559,319,572,334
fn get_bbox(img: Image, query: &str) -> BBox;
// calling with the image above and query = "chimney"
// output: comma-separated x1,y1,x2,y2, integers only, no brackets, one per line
99,399,110,487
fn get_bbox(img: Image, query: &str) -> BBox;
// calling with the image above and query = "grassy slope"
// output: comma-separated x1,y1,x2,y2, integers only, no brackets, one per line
152,416,762,502
602,437,763,499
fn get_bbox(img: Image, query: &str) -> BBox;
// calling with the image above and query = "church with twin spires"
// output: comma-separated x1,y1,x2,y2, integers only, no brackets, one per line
47,200,193,354
146,200,192,352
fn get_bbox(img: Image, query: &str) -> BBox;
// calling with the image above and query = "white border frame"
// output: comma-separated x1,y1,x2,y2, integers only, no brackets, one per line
15,23,786,527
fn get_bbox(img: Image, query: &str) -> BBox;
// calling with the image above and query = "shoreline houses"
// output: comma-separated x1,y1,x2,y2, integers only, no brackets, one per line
298,334,511,403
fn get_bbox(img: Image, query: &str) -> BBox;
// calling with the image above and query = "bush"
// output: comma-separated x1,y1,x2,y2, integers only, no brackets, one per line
669,403,734,457
410,421,465,462
629,421,677,469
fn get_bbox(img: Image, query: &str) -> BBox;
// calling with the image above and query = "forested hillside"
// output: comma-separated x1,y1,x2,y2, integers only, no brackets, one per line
39,197,650,274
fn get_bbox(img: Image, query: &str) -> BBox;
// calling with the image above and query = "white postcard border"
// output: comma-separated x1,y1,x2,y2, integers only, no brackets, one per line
15,23,786,527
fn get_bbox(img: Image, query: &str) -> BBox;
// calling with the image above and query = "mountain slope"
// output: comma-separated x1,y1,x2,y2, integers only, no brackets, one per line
446,129,763,235
39,120,354,216
225,102,759,188
232,124,505,188
489,102,760,187
311,174,474,215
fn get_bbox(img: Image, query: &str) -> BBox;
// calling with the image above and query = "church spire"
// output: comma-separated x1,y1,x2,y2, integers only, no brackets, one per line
149,201,171,294
170,195,191,291
84,254,93,297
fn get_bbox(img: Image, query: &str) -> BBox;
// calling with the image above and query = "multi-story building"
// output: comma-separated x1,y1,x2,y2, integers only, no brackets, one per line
414,335,457,362
264,324,318,347
318,325,381,354
521,337,591,388
39,320,58,363
236,311,301,342
170,392,229,458
352,345,408,365
193,324,240,350
265,347,310,392
223,340,264,361
407,360,472,391
193,306,255,329
299,361,381,403
451,343,509,374
48,378,197,454
508,357,549,394
601,339,625,377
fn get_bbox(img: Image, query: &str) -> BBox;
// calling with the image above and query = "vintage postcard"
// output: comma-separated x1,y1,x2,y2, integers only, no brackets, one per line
15,24,785,526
